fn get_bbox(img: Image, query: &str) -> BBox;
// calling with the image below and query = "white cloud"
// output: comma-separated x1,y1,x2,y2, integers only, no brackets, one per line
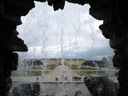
17,2,114,60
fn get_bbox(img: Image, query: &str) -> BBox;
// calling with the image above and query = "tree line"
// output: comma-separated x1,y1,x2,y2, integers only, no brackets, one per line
82,57,112,68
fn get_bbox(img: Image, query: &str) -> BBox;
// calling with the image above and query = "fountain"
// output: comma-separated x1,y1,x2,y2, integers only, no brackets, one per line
9,1,118,96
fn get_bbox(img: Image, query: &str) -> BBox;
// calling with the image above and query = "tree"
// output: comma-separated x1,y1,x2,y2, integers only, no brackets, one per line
82,57,108,68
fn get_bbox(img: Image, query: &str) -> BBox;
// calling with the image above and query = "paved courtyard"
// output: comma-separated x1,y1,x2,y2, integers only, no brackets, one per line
11,65,118,83
11,65,83,82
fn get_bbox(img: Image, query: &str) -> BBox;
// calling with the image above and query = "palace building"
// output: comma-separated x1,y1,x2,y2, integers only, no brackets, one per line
40,58,85,65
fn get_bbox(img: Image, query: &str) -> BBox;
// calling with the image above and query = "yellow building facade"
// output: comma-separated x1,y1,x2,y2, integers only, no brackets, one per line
40,58,85,65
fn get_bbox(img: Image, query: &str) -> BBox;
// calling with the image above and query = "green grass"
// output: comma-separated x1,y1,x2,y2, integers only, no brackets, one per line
27,71,41,76
11,70,49,77
44,71,51,75
70,65,97,70
76,70,117,77
11,71,30,77
47,65,57,70
31,66,42,70
76,71,97,76
11,65,58,77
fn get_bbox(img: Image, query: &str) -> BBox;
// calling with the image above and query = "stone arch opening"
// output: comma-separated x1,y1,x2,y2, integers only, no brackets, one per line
1,0,128,96
12,2,115,95
17,1,111,63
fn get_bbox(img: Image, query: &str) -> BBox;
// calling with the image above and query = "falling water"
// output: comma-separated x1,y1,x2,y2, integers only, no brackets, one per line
74,6,81,70
9,1,118,96
32,48,36,67
68,7,72,67
69,25,72,67
60,29,65,66
89,15,95,57
41,3,49,80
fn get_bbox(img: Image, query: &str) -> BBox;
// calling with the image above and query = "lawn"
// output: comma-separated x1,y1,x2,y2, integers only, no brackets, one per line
76,71,97,76
11,65,58,77
27,71,41,76
44,71,51,75
75,70,117,77
11,70,42,77
70,65,98,70
47,65,57,70
25,65,58,76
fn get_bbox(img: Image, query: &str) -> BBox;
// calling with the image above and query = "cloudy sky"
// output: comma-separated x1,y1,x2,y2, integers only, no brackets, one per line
17,1,114,60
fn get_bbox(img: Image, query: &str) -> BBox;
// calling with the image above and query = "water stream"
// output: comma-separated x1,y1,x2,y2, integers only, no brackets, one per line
10,1,117,96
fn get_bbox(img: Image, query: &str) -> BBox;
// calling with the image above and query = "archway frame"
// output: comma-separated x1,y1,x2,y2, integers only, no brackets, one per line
0,0,128,95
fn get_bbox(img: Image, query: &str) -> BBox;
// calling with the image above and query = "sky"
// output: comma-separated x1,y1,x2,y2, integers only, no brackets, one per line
17,1,114,60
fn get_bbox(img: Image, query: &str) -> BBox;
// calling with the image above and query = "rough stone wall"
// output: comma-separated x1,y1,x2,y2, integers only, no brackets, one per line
0,0,32,95
0,0,128,96
88,0,128,96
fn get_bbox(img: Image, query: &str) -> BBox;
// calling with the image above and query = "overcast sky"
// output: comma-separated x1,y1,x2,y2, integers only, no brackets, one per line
17,1,114,60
